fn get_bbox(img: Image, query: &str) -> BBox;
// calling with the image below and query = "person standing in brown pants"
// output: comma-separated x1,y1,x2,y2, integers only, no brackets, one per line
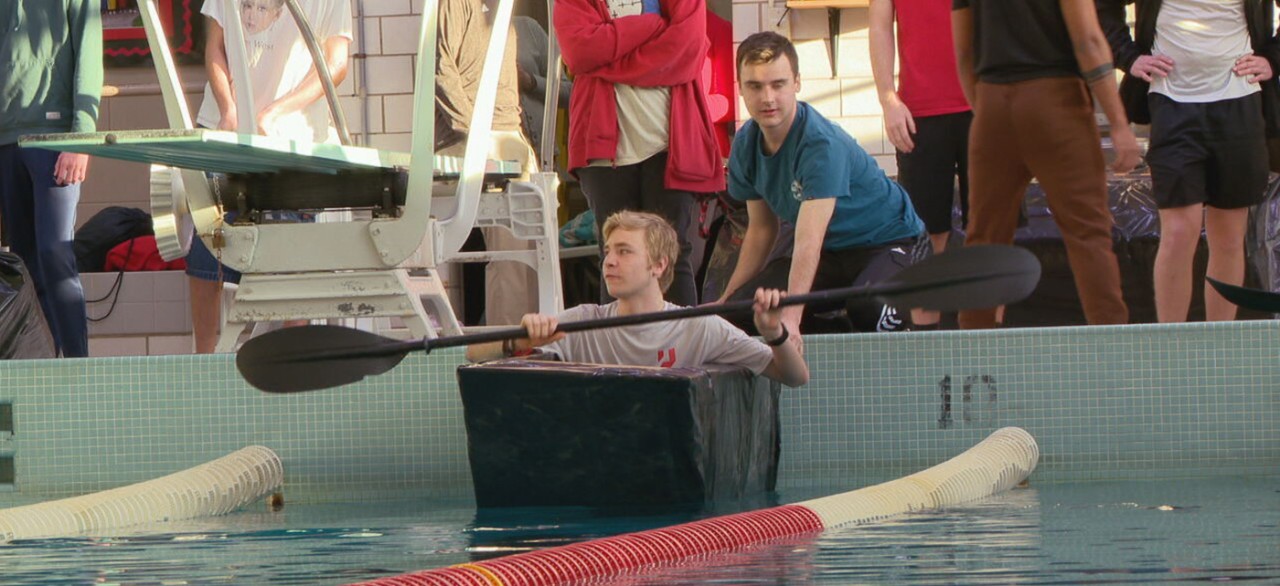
952,0,1142,329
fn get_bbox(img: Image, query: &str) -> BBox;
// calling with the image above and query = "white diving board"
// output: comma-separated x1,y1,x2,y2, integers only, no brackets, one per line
39,0,562,351
20,129,520,178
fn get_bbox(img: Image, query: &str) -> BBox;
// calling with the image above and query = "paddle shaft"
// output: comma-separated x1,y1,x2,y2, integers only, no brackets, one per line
284,266,1009,366
351,270,996,356
284,288,828,362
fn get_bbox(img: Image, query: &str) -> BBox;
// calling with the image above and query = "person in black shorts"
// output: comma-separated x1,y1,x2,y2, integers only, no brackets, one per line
1099,0,1278,322
870,0,972,329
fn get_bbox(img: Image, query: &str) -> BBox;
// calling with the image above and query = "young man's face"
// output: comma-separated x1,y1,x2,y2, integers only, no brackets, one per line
601,228,665,300
240,0,283,34
739,55,801,135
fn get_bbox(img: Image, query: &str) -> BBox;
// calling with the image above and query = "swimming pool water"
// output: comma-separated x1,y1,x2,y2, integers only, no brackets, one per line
2,477,1276,585
619,477,1280,584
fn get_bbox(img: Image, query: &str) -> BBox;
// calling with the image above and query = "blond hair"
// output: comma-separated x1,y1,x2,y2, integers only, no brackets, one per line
601,211,678,293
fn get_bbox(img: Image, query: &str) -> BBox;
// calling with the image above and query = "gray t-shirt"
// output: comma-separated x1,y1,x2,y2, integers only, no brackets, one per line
539,302,774,374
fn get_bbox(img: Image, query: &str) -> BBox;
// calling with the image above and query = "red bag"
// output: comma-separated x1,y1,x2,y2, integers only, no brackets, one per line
104,236,187,271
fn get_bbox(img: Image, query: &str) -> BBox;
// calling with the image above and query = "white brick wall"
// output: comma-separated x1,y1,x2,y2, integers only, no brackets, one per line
352,2,426,149
342,2,899,165
380,15,425,55
361,0,413,17
84,271,195,356
382,94,417,134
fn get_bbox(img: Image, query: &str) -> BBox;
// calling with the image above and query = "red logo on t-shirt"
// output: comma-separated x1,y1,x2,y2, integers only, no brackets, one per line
658,347,677,368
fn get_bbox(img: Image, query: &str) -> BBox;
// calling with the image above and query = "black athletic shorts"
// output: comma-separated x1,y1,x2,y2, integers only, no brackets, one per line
896,111,972,235
726,236,931,333
811,237,931,332
1147,92,1268,210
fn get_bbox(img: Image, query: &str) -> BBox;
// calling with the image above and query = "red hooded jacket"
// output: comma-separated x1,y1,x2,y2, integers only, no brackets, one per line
555,0,726,193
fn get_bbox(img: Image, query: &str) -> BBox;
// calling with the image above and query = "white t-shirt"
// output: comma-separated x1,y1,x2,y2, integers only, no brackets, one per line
196,0,353,142
538,302,775,375
1151,0,1258,103
588,0,670,167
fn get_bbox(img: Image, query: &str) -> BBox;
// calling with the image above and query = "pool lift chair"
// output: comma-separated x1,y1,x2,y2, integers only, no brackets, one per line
22,0,564,351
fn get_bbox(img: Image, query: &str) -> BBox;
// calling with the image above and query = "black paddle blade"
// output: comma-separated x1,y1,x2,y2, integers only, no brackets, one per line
878,244,1041,311
1207,277,1280,313
236,324,414,392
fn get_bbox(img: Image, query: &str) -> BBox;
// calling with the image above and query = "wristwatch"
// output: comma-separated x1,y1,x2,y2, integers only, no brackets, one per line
764,325,790,347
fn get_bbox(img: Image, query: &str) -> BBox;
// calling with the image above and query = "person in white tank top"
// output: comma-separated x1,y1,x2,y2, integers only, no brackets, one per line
1148,0,1257,103
1108,0,1274,323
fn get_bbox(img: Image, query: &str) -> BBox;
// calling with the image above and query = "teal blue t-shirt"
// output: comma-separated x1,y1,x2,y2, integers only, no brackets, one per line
729,102,924,250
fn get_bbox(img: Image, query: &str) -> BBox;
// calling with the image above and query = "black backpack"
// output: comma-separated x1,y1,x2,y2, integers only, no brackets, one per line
73,207,153,273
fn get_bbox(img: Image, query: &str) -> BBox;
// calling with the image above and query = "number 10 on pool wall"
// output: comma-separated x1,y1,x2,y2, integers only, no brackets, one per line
938,375,998,429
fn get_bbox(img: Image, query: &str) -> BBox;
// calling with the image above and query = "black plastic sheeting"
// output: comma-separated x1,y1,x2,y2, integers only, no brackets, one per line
1003,173,1280,326
457,359,781,508
0,252,56,359
1248,175,1280,297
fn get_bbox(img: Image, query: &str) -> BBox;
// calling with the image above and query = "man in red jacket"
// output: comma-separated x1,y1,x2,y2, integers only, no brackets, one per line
555,0,725,307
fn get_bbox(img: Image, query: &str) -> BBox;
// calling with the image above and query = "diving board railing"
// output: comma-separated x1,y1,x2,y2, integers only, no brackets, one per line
22,0,564,351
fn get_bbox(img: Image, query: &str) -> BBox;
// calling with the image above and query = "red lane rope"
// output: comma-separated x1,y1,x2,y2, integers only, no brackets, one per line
350,427,1039,586
351,505,824,586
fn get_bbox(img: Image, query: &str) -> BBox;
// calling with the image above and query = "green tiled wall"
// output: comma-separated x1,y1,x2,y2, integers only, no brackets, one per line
779,321,1280,488
0,321,1276,506
0,348,473,505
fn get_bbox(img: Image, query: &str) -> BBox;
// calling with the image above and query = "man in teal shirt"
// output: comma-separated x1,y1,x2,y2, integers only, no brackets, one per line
718,32,925,336
0,0,103,357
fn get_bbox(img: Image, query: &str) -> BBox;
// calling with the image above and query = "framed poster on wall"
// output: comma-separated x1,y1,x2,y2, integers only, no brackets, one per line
102,0,204,66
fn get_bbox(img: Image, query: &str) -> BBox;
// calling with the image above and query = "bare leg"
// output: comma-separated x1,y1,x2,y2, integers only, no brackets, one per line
910,232,950,327
929,232,950,255
188,276,223,354
1153,204,1204,323
1203,206,1249,321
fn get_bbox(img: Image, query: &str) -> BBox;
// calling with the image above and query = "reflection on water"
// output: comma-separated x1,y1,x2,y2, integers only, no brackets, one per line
0,478,1275,585
610,478,1280,585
